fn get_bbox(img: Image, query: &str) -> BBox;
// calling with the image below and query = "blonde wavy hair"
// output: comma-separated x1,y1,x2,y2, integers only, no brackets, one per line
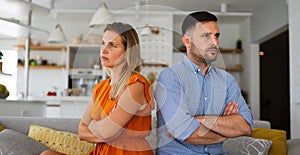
103,22,142,99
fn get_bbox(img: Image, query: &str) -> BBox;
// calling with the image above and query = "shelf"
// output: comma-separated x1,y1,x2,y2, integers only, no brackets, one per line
142,63,168,67
68,44,101,48
177,47,243,53
225,67,243,72
0,17,48,38
13,45,66,51
220,48,243,53
17,65,65,69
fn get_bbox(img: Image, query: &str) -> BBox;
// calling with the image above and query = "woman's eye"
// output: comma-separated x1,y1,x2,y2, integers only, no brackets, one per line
101,41,105,46
111,44,117,48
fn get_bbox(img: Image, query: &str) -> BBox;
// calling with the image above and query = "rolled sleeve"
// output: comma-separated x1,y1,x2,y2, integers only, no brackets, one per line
226,74,254,129
155,69,199,141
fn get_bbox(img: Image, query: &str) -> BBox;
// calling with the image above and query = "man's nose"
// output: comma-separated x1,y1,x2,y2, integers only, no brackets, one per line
210,36,219,46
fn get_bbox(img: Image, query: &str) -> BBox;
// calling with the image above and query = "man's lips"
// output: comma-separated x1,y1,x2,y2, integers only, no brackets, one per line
207,48,218,54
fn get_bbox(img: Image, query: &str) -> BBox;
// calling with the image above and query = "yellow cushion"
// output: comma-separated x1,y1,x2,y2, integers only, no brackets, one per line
250,128,287,155
28,125,94,155
0,125,4,132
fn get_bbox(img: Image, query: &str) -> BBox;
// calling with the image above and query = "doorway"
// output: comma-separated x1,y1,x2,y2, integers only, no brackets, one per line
260,30,290,139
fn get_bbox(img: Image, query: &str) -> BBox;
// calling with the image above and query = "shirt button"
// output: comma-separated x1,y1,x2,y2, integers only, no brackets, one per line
197,69,201,72
205,148,208,151
204,97,207,100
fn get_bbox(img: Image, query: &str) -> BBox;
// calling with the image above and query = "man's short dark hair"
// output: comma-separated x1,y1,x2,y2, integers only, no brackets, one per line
181,11,218,35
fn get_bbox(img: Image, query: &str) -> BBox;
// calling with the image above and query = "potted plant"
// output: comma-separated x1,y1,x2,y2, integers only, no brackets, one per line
0,51,13,77
0,51,3,60
0,83,9,99
0,51,3,72
0,51,10,99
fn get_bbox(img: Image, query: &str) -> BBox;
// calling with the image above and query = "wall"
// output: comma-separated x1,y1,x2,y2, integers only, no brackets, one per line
288,0,300,139
251,0,288,43
238,18,261,120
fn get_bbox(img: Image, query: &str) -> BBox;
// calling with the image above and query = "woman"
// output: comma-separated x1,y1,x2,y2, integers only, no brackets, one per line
41,22,154,155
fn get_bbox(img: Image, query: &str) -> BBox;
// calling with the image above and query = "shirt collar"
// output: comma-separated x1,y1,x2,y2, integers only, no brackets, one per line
183,55,214,74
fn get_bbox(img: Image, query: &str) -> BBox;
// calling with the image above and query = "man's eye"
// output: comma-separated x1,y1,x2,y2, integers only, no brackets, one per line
201,34,210,38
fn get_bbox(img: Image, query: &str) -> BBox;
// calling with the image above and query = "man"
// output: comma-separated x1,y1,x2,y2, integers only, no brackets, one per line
154,11,253,154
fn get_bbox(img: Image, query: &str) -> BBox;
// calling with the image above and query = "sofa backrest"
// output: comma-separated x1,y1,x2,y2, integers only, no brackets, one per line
253,120,271,129
0,116,271,136
0,117,80,135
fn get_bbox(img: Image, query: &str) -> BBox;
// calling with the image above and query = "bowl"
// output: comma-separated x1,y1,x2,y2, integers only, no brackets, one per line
71,89,82,96
0,94,9,99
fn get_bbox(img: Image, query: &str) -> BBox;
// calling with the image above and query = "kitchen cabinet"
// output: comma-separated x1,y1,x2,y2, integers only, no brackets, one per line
0,100,46,117
17,65,65,69
26,96,89,118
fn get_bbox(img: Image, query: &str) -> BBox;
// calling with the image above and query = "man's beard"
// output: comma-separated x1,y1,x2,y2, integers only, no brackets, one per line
204,46,219,63
190,44,218,64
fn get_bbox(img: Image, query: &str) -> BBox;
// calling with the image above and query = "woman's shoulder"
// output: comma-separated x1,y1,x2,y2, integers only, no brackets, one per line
127,73,149,85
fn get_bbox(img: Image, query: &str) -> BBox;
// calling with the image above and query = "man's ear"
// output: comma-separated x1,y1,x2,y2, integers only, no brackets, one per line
182,34,191,49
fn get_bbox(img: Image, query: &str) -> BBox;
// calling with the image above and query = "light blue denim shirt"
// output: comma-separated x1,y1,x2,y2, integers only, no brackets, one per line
155,56,253,155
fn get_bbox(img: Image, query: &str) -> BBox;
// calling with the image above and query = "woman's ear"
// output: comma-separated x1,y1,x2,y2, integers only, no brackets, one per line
182,34,191,50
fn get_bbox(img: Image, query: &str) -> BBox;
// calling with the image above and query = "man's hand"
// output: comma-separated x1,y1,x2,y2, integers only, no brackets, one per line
185,121,227,145
195,101,239,129
223,101,238,116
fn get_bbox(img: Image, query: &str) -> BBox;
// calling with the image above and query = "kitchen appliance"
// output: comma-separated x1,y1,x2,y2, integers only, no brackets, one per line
68,69,102,96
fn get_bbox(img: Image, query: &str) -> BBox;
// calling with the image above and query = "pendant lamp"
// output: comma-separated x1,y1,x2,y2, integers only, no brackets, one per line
89,0,113,27
48,24,67,43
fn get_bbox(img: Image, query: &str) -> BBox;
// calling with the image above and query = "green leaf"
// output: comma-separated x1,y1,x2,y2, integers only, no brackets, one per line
0,51,3,60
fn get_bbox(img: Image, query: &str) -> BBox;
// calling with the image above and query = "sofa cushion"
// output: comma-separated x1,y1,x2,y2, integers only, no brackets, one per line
0,129,49,155
223,136,272,155
250,128,287,155
28,125,94,155
287,139,300,155
0,124,4,131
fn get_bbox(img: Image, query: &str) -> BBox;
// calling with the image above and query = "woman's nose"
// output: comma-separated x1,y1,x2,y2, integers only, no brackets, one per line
101,46,108,54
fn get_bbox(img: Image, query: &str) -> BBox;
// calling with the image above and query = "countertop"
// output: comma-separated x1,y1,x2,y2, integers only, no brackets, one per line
5,96,90,102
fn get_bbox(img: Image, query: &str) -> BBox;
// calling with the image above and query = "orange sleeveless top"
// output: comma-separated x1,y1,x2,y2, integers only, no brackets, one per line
89,73,154,155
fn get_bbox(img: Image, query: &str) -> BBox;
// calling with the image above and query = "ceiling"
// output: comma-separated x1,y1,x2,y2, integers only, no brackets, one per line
0,0,267,18
52,0,267,12
0,0,268,38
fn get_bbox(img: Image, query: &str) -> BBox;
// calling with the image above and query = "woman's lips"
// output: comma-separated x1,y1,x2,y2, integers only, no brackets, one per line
101,56,108,61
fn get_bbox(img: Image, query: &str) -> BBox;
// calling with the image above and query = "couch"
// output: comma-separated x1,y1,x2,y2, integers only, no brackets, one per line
0,116,299,155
